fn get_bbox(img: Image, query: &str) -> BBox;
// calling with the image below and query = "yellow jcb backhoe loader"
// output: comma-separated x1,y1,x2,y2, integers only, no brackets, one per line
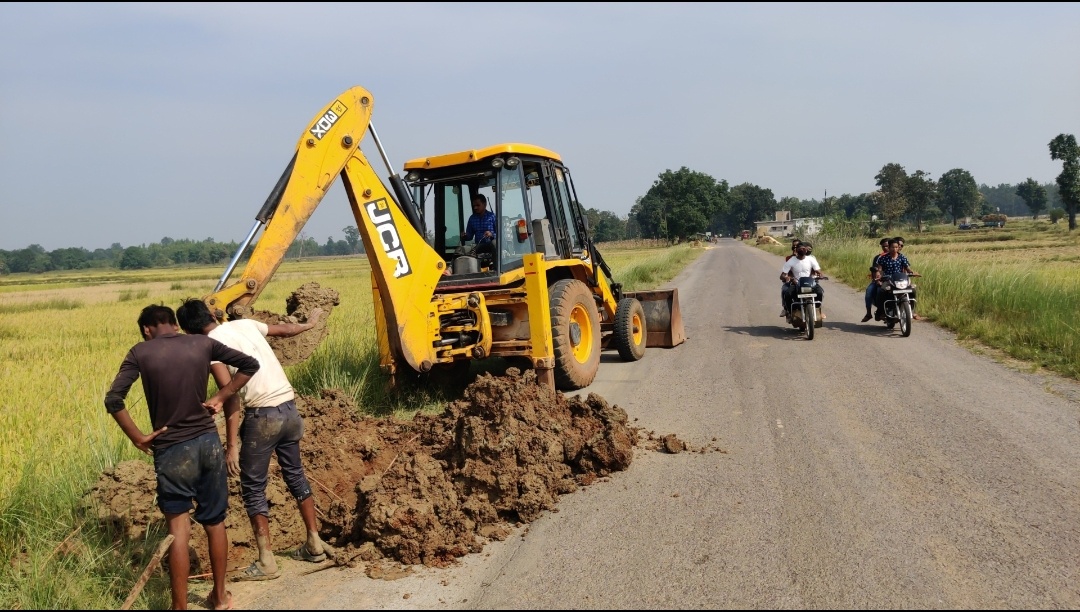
203,85,685,391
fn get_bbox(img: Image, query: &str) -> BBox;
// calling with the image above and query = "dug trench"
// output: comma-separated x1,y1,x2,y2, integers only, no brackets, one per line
82,282,725,599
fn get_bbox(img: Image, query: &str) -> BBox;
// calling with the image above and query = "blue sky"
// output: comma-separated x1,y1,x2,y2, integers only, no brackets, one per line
1,2,1077,251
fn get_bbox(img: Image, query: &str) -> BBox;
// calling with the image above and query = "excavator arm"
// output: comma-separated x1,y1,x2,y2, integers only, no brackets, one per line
204,86,448,373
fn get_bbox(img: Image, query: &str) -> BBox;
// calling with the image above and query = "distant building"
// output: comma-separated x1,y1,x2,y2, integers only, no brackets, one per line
755,211,823,238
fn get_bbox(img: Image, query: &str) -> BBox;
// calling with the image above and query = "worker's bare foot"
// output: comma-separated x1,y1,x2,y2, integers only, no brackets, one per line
207,590,233,610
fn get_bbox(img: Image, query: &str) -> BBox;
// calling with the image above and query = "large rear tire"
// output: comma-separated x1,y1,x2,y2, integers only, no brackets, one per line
613,297,647,361
550,279,601,390
899,299,913,337
804,304,815,340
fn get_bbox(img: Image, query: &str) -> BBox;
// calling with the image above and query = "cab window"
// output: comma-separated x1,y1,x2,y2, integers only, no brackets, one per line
497,166,529,270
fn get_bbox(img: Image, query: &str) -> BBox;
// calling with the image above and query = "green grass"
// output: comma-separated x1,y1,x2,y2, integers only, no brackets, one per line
772,218,1080,378
0,298,84,313
606,243,702,291
117,289,150,302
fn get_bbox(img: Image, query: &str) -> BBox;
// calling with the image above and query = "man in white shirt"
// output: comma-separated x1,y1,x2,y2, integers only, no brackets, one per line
779,242,825,319
177,299,331,581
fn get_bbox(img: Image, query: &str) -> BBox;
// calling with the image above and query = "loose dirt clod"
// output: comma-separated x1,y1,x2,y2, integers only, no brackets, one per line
248,281,340,366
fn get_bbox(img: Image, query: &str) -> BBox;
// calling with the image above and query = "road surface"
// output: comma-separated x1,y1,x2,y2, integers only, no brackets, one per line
224,238,1080,609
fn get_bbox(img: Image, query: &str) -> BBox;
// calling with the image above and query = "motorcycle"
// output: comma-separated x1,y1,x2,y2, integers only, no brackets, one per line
877,271,919,337
785,275,827,340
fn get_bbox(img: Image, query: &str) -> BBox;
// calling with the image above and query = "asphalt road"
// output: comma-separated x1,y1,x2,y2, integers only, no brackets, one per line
231,239,1080,610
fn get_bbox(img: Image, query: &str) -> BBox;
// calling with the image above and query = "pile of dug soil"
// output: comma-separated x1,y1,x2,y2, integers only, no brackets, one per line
83,368,643,574
82,281,724,578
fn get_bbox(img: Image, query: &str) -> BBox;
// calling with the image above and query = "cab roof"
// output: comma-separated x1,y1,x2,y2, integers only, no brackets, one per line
403,143,561,170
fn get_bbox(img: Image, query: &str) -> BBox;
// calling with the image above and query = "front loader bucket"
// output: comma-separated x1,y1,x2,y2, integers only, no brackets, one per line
625,289,686,348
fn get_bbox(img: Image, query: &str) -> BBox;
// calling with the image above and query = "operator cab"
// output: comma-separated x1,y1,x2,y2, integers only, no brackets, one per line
403,143,588,290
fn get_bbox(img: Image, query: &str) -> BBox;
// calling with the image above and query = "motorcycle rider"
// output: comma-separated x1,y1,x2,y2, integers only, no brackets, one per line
873,238,919,320
779,241,825,320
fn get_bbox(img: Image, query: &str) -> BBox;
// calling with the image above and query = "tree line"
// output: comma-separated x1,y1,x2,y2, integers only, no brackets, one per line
4,133,1078,274
611,132,1079,241
0,230,366,275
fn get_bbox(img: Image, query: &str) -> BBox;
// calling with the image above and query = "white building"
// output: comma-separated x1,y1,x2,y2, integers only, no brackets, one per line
755,211,823,238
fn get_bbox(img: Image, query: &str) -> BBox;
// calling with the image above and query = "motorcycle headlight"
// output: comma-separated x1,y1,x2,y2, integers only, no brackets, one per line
800,285,814,293
893,279,909,290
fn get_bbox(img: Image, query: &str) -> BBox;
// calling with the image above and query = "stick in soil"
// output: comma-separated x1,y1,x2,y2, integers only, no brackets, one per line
121,533,174,610
45,521,85,564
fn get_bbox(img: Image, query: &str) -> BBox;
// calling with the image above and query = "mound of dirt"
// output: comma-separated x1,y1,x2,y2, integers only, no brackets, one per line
82,368,645,574
247,281,340,366
82,281,726,579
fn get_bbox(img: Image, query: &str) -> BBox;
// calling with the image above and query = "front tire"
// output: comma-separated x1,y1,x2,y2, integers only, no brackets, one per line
899,299,913,337
613,297,647,361
550,279,601,390
804,304,815,340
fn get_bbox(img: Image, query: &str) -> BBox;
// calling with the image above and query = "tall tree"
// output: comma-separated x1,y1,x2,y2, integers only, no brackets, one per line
634,167,728,241
874,163,909,229
1049,133,1080,231
1015,178,1048,220
904,170,938,231
938,168,981,224
342,225,361,254
582,208,626,242
777,196,802,218
726,183,776,235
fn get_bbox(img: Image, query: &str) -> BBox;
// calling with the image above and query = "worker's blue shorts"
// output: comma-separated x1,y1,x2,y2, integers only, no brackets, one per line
239,400,313,517
153,431,228,525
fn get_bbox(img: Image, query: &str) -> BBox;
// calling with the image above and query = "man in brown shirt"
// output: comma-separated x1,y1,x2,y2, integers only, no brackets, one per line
105,304,260,611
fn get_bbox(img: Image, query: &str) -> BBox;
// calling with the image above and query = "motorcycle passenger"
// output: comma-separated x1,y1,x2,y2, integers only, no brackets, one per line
862,238,890,322
779,239,802,314
874,238,918,320
785,238,801,262
779,241,825,319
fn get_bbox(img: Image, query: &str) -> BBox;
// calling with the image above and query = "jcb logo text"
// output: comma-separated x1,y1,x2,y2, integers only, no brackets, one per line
364,199,412,278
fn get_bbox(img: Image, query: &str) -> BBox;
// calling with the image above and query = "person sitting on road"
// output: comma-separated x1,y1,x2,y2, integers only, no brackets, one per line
461,194,497,257
779,241,826,319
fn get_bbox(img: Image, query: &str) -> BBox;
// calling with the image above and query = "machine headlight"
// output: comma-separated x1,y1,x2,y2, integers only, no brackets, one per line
893,279,909,289
800,285,814,294
491,158,504,169
405,171,420,182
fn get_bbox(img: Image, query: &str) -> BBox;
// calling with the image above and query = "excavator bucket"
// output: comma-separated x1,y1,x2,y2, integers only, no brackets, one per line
625,288,686,348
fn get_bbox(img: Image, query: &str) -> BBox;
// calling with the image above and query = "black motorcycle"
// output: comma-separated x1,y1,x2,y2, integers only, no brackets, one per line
877,271,919,337
785,275,827,340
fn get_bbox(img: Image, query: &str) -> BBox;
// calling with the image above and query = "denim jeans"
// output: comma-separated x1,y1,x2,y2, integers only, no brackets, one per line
238,400,313,517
